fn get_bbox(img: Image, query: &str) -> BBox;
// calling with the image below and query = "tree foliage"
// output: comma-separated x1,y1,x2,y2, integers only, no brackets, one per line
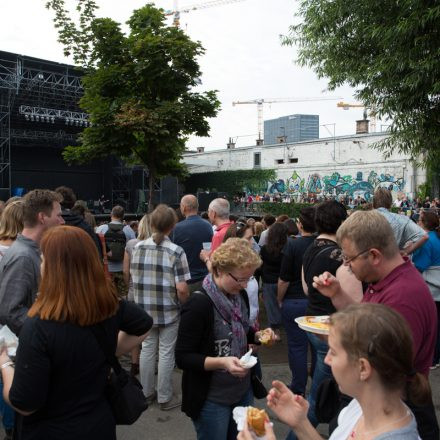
184,169,276,197
283,0,440,165
45,1,220,207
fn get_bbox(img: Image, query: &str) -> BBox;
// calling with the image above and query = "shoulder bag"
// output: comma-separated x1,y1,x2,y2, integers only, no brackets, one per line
90,321,148,425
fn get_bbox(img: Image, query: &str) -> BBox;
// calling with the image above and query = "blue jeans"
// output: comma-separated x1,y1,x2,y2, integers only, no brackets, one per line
307,331,333,427
285,332,333,440
281,299,309,395
193,387,254,440
262,283,282,328
0,382,14,430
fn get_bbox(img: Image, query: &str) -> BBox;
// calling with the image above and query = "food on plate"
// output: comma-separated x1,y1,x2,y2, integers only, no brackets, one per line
247,407,268,437
305,316,330,331
258,328,274,346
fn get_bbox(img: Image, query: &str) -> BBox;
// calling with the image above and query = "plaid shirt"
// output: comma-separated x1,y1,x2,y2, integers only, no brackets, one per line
131,236,190,326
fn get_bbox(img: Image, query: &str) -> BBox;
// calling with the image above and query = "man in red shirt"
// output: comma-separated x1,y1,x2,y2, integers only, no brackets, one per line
200,198,232,263
313,210,438,440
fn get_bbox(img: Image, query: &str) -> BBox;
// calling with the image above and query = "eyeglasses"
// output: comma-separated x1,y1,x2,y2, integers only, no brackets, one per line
341,248,371,264
236,222,247,231
228,272,252,284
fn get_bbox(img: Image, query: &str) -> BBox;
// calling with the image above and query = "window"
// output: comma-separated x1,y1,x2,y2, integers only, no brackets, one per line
276,159,285,165
254,152,261,167
289,158,298,164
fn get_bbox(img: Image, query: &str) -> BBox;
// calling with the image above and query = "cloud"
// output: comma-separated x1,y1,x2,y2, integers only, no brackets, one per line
1,0,368,151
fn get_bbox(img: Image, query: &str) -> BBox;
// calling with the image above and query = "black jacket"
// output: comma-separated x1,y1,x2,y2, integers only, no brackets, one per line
62,210,103,258
175,290,256,419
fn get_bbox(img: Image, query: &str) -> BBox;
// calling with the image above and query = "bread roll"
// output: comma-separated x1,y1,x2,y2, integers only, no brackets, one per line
247,407,268,437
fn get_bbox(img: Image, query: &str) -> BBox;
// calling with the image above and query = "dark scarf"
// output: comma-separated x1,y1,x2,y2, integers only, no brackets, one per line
202,274,249,357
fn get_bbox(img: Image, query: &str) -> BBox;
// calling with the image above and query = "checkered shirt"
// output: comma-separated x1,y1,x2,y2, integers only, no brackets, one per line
131,236,190,326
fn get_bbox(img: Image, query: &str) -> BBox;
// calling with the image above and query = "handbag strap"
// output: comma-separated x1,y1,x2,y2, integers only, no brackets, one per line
89,302,124,375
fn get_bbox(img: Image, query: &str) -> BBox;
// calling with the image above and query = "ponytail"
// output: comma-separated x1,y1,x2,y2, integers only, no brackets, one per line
406,372,432,406
152,232,165,245
150,204,177,245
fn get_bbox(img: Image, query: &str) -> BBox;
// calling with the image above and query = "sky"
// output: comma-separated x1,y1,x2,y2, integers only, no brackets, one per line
1,0,373,150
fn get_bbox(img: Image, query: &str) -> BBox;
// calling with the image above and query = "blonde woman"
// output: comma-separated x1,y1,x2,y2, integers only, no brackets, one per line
0,200,24,261
176,238,276,440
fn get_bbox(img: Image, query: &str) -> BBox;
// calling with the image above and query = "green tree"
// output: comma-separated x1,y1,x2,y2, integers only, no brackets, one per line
283,0,440,184
45,1,220,208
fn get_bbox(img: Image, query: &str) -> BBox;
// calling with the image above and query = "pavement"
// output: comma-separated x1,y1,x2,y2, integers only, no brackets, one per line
116,331,440,440
2,328,439,439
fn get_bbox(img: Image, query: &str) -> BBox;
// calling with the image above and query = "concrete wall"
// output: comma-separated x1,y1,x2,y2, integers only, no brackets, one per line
184,133,425,200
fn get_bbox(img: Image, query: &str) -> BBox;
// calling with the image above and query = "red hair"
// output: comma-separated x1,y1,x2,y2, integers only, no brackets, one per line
29,226,119,326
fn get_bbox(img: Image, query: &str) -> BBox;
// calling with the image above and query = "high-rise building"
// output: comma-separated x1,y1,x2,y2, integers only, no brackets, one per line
264,114,319,145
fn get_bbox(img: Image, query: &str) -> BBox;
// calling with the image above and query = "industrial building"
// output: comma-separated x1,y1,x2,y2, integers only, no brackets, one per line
184,131,425,200
264,114,319,145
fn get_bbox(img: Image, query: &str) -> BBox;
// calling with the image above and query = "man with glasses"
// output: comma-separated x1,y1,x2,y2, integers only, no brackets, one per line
313,210,438,440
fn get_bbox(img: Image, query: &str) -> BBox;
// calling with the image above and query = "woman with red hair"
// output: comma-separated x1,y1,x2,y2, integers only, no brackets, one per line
0,226,152,440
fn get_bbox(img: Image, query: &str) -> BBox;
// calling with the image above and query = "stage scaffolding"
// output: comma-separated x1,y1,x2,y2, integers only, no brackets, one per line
0,50,137,203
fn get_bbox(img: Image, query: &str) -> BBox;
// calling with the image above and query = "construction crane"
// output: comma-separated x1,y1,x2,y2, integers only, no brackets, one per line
165,0,248,27
337,101,377,132
232,97,343,141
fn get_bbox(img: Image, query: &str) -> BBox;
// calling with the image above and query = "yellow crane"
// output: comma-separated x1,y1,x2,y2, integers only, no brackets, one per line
337,101,377,132
233,96,342,141
164,0,249,27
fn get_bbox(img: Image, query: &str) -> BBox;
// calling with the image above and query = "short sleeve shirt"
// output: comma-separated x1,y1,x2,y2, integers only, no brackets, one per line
303,238,342,316
211,222,233,252
170,215,213,282
362,259,437,376
131,236,190,326
376,208,425,249
96,222,136,273
279,235,315,299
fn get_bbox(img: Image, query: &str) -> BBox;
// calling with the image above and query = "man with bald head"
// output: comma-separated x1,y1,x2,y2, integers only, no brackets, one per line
171,194,213,293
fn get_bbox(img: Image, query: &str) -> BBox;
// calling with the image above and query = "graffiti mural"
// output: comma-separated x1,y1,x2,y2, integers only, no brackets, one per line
266,170,405,200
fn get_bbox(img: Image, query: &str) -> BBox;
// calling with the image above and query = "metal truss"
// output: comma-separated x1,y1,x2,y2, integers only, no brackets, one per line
19,105,90,126
0,52,85,195
0,56,83,98
0,96,11,197
10,129,77,142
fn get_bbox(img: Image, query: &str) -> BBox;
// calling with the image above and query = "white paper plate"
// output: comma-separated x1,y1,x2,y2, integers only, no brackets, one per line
295,316,330,335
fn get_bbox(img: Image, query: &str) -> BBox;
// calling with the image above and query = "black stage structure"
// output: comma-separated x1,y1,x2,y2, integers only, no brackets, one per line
0,50,179,212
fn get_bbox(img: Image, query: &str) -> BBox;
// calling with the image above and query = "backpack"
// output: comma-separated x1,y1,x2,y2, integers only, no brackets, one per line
104,223,127,262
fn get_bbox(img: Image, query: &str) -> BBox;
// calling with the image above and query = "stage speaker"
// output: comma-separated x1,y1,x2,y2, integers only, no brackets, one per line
197,192,218,212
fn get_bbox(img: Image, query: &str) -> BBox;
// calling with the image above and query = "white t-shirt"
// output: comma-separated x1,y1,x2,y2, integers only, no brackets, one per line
245,277,259,327
258,229,269,247
0,244,10,262
330,399,420,440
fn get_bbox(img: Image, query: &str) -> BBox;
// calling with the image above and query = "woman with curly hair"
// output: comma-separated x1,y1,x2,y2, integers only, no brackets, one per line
176,238,276,440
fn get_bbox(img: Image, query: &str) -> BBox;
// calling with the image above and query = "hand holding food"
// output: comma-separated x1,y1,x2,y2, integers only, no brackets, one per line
247,407,269,437
312,271,340,298
236,409,276,440
257,328,276,346
222,357,249,378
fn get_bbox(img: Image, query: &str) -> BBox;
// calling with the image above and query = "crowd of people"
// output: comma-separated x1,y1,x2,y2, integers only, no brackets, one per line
0,186,438,440
230,191,440,216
